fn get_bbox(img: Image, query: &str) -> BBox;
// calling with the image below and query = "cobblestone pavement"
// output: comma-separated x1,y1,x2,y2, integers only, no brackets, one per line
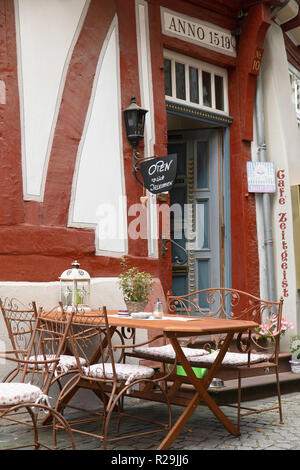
1,392,300,452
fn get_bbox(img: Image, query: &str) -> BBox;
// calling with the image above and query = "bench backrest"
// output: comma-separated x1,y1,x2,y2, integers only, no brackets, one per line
167,288,284,358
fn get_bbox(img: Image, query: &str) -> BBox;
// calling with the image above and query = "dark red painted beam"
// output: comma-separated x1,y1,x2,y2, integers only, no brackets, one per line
229,3,272,296
0,0,24,225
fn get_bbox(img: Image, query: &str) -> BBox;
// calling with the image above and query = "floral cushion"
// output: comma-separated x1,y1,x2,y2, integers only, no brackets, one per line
57,355,86,372
82,363,155,386
28,355,86,372
0,383,45,407
189,350,270,366
133,344,209,361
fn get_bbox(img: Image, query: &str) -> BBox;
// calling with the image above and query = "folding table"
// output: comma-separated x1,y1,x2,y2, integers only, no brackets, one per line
43,310,258,449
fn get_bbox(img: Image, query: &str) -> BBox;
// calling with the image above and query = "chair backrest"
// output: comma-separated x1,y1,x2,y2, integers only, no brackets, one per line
18,310,75,394
0,297,39,360
67,306,121,383
167,288,284,360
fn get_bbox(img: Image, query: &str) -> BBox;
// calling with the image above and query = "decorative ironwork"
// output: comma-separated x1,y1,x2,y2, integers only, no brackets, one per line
167,287,283,356
120,327,135,341
0,297,38,367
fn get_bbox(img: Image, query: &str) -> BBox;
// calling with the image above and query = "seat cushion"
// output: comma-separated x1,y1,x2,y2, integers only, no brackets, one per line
28,354,86,372
0,383,44,407
82,363,155,386
57,355,86,372
133,344,209,361
189,350,270,366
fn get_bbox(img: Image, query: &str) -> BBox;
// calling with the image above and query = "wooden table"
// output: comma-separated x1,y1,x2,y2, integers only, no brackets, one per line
45,310,258,449
105,313,258,449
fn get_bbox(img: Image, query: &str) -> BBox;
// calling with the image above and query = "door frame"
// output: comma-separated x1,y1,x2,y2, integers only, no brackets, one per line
166,105,232,291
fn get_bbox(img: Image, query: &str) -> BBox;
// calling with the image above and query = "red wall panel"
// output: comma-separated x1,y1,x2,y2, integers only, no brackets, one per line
0,0,272,298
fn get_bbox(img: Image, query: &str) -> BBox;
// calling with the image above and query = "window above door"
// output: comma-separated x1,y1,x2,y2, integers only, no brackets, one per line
164,50,229,115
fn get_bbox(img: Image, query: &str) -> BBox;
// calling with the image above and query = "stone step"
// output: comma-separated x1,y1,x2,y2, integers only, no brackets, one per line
169,370,300,407
214,352,292,381
208,371,300,405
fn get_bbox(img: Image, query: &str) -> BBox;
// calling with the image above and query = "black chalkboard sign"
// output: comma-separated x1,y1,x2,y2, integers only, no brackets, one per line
139,154,177,194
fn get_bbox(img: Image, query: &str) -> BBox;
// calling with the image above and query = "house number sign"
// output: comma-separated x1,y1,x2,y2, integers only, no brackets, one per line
161,7,237,57
139,154,177,194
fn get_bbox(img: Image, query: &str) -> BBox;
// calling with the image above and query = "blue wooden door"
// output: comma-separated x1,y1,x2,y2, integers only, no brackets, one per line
168,129,223,299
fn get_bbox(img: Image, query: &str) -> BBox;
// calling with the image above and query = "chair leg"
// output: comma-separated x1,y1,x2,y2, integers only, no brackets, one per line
275,366,284,424
115,398,123,437
26,406,40,450
103,379,172,450
237,372,241,433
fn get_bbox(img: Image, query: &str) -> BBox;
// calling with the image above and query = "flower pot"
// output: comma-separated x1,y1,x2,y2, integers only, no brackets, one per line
289,360,300,374
125,300,147,315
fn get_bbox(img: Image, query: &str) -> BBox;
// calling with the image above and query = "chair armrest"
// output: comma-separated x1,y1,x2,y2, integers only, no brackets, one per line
0,349,28,354
0,353,60,365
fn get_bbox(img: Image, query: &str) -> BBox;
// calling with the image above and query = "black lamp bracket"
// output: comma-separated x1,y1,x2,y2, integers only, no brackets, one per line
132,149,157,170
132,148,157,188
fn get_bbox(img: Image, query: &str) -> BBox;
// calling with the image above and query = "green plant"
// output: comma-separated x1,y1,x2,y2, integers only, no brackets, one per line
290,335,300,360
118,258,154,302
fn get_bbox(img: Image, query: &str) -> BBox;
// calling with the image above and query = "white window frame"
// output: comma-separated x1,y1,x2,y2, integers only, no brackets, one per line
163,49,229,115
289,62,300,125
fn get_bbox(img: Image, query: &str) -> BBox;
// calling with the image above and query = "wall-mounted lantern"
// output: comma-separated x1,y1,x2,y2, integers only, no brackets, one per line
123,96,148,177
123,96,177,195
59,260,91,309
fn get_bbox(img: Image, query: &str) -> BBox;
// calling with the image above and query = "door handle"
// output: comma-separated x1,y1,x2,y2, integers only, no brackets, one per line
160,235,188,265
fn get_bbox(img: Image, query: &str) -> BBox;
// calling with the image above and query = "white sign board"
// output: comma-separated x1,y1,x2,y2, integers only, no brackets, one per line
247,162,276,193
161,7,237,57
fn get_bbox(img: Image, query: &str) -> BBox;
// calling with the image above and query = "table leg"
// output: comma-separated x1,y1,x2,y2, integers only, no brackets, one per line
157,332,239,450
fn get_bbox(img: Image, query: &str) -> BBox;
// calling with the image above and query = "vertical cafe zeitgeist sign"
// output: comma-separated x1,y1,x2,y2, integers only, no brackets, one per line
139,154,177,194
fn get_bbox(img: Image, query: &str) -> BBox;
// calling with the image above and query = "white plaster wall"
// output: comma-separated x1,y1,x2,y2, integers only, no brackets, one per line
0,277,127,312
262,24,300,185
69,17,127,256
255,24,300,347
15,0,89,200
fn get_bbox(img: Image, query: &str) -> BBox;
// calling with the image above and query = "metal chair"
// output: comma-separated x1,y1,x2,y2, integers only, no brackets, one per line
0,311,76,450
166,288,284,432
0,298,82,393
0,297,38,382
54,306,173,449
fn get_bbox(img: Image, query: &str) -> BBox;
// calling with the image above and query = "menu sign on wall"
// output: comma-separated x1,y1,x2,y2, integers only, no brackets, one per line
139,154,177,194
161,7,237,57
247,162,276,193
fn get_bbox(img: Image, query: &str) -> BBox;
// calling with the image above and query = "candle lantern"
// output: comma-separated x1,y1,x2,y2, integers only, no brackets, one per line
59,260,91,308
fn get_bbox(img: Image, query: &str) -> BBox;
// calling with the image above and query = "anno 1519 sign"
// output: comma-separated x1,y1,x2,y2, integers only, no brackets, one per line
161,7,237,57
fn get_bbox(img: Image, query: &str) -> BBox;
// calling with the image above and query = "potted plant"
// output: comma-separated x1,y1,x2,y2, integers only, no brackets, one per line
289,335,300,373
118,258,154,314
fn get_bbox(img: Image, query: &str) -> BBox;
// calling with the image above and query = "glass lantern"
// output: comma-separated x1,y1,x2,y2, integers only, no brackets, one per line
59,260,91,309
123,96,148,149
